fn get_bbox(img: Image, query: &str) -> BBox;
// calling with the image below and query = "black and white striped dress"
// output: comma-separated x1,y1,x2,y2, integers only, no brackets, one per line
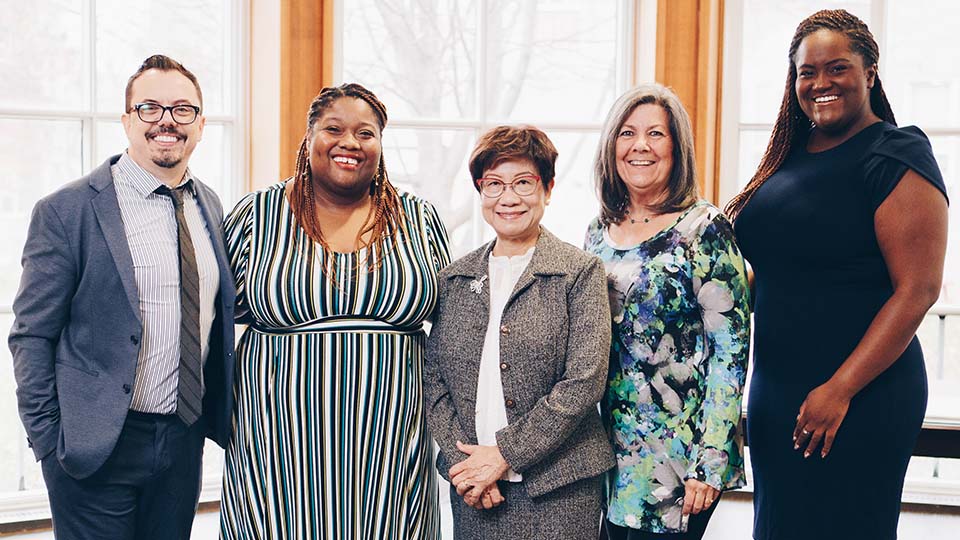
219,182,450,539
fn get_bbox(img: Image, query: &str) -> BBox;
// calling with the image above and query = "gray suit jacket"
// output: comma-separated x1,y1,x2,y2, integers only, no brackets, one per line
8,155,236,479
425,228,615,498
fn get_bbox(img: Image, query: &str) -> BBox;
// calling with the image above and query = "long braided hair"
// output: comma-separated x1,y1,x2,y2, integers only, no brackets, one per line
287,83,407,269
725,9,897,220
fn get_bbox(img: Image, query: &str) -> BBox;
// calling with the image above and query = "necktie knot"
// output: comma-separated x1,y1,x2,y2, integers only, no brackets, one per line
155,183,190,209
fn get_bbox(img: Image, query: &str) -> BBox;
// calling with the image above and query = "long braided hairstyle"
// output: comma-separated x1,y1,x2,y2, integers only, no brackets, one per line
288,83,407,269
725,9,897,220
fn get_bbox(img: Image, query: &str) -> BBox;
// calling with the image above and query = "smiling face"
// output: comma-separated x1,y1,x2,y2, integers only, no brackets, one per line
308,97,382,201
479,157,553,252
614,103,675,203
122,69,205,183
795,29,877,138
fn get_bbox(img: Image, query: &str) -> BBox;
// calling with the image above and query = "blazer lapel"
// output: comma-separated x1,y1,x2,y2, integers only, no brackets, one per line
443,241,496,414
89,166,141,322
193,184,234,303
447,240,494,316
506,228,566,307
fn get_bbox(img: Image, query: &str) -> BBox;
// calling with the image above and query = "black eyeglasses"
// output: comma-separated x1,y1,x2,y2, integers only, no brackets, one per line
130,103,201,125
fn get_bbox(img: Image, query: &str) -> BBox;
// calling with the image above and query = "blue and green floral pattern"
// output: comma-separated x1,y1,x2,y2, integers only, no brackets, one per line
584,201,750,533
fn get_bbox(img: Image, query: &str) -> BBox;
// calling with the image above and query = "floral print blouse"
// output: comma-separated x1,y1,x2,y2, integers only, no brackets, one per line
584,201,750,533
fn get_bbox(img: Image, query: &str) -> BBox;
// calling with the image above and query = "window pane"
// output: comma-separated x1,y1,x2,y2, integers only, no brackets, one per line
95,0,230,115
906,457,960,491
539,131,601,246
0,310,44,493
381,127,477,258
918,313,960,424
736,128,772,192
0,312,22,493
484,0,621,124
0,1,84,110
739,0,871,124
884,1,960,128
96,121,233,207
341,1,478,121
927,136,959,304
0,119,83,304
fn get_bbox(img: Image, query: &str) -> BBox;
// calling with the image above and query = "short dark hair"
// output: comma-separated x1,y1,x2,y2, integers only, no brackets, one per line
468,125,558,192
595,83,699,225
125,54,203,112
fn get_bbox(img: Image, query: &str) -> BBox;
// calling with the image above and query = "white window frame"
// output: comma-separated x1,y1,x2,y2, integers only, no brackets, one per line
0,0,248,524
719,0,960,507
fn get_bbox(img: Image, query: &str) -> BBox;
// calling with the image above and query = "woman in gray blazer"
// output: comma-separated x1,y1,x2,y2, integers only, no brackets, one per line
424,125,615,539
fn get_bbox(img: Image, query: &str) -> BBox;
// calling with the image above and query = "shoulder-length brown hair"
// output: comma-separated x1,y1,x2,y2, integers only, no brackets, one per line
595,83,698,226
725,9,896,220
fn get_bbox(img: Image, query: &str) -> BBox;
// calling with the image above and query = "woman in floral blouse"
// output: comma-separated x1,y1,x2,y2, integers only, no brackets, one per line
585,84,750,540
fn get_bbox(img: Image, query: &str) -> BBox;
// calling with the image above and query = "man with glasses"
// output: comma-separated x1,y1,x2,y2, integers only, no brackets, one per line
9,54,235,540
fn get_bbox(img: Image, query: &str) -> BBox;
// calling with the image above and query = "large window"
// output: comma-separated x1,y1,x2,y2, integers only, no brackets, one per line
337,0,637,257
0,0,245,521
721,0,960,504
337,0,637,532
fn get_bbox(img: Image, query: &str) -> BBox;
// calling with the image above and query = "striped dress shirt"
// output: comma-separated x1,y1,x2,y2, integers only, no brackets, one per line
112,152,220,415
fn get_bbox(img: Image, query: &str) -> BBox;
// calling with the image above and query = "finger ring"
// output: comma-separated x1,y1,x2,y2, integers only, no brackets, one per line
801,429,811,435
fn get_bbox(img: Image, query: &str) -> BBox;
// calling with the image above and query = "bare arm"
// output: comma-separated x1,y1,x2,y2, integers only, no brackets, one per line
795,170,948,457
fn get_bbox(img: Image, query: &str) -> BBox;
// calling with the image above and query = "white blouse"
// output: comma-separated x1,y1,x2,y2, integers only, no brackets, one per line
475,246,535,482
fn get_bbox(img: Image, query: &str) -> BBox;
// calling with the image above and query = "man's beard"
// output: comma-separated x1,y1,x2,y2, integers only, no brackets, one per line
147,126,185,169
152,153,182,169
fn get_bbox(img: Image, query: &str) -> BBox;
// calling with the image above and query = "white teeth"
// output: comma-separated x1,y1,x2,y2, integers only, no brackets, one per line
154,135,178,143
333,156,358,165
814,95,839,103
629,160,654,166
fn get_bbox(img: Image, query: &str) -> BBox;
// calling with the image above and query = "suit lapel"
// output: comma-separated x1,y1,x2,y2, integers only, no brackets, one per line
506,228,565,308
442,242,495,414
90,178,141,322
193,184,233,302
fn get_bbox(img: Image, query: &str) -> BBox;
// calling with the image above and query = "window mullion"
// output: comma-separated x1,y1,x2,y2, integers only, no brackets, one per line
719,0,746,205
872,0,887,74
472,0,489,248
84,0,96,174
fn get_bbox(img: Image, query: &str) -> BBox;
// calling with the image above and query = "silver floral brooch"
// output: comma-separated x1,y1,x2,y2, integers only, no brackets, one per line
469,275,488,295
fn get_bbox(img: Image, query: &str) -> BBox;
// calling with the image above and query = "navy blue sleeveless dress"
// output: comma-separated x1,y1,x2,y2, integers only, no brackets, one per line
734,122,948,540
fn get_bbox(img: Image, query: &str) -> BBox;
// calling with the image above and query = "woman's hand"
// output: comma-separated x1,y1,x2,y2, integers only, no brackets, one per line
450,441,510,507
682,479,720,515
470,484,505,510
793,381,852,458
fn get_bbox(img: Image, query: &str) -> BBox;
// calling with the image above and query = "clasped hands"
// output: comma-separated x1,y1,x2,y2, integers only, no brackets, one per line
449,441,510,510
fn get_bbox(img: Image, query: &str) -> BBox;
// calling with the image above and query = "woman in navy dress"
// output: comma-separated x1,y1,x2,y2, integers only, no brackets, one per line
727,10,949,540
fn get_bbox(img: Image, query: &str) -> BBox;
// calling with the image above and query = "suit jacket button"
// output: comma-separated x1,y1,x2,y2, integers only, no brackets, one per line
122,384,131,394
499,362,509,371
500,325,510,335
504,399,516,409
130,335,139,345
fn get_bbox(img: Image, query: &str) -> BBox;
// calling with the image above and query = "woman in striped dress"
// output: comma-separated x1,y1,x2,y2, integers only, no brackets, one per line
219,83,451,539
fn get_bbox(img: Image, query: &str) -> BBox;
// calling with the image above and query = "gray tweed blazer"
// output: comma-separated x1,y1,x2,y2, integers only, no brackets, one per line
424,228,615,498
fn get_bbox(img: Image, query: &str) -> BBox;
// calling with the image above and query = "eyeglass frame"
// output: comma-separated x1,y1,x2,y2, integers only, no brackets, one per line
476,174,542,198
129,102,202,125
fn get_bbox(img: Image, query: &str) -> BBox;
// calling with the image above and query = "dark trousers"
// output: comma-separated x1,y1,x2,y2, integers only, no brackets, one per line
40,411,206,540
601,493,722,540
